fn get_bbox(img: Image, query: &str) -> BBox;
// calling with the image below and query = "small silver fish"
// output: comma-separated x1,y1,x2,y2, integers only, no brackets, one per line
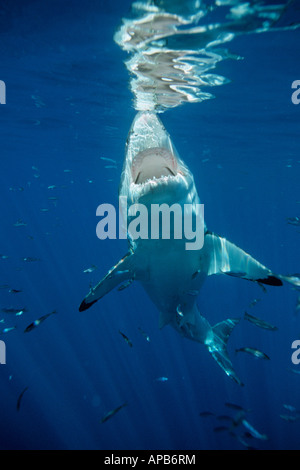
17,386,29,411
9,187,24,192
283,404,298,413
24,311,57,333
249,298,261,308
117,279,134,291
100,157,117,164
101,402,127,423
138,327,150,342
288,367,300,375
225,402,247,412
287,217,300,226
236,347,270,360
244,312,278,331
15,309,26,316
242,419,268,440
119,330,133,348
280,274,300,287
9,289,22,294
2,307,27,314
83,265,97,273
155,377,168,382
280,414,299,422
14,220,27,227
0,326,17,334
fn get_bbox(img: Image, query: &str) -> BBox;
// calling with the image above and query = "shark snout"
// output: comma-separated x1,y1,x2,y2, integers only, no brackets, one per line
131,147,178,185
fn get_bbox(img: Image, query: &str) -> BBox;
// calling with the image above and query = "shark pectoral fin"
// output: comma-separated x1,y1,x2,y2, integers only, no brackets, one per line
79,252,135,312
206,318,243,386
205,232,282,286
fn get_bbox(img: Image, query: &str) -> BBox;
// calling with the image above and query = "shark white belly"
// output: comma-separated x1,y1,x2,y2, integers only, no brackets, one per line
79,112,286,386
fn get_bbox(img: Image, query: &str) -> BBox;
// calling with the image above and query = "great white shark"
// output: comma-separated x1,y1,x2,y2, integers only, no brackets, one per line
79,112,285,386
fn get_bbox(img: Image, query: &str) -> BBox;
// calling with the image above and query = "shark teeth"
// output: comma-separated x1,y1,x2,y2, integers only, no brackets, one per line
130,173,188,202
133,173,180,188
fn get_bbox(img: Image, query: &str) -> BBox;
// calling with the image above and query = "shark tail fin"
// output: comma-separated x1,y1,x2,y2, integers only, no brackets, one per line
206,318,243,386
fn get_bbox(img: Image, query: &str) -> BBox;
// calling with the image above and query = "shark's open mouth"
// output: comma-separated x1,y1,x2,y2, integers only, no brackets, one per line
132,147,178,185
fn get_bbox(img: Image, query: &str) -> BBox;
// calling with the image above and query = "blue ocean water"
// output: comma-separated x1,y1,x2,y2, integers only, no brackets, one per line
0,0,300,450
